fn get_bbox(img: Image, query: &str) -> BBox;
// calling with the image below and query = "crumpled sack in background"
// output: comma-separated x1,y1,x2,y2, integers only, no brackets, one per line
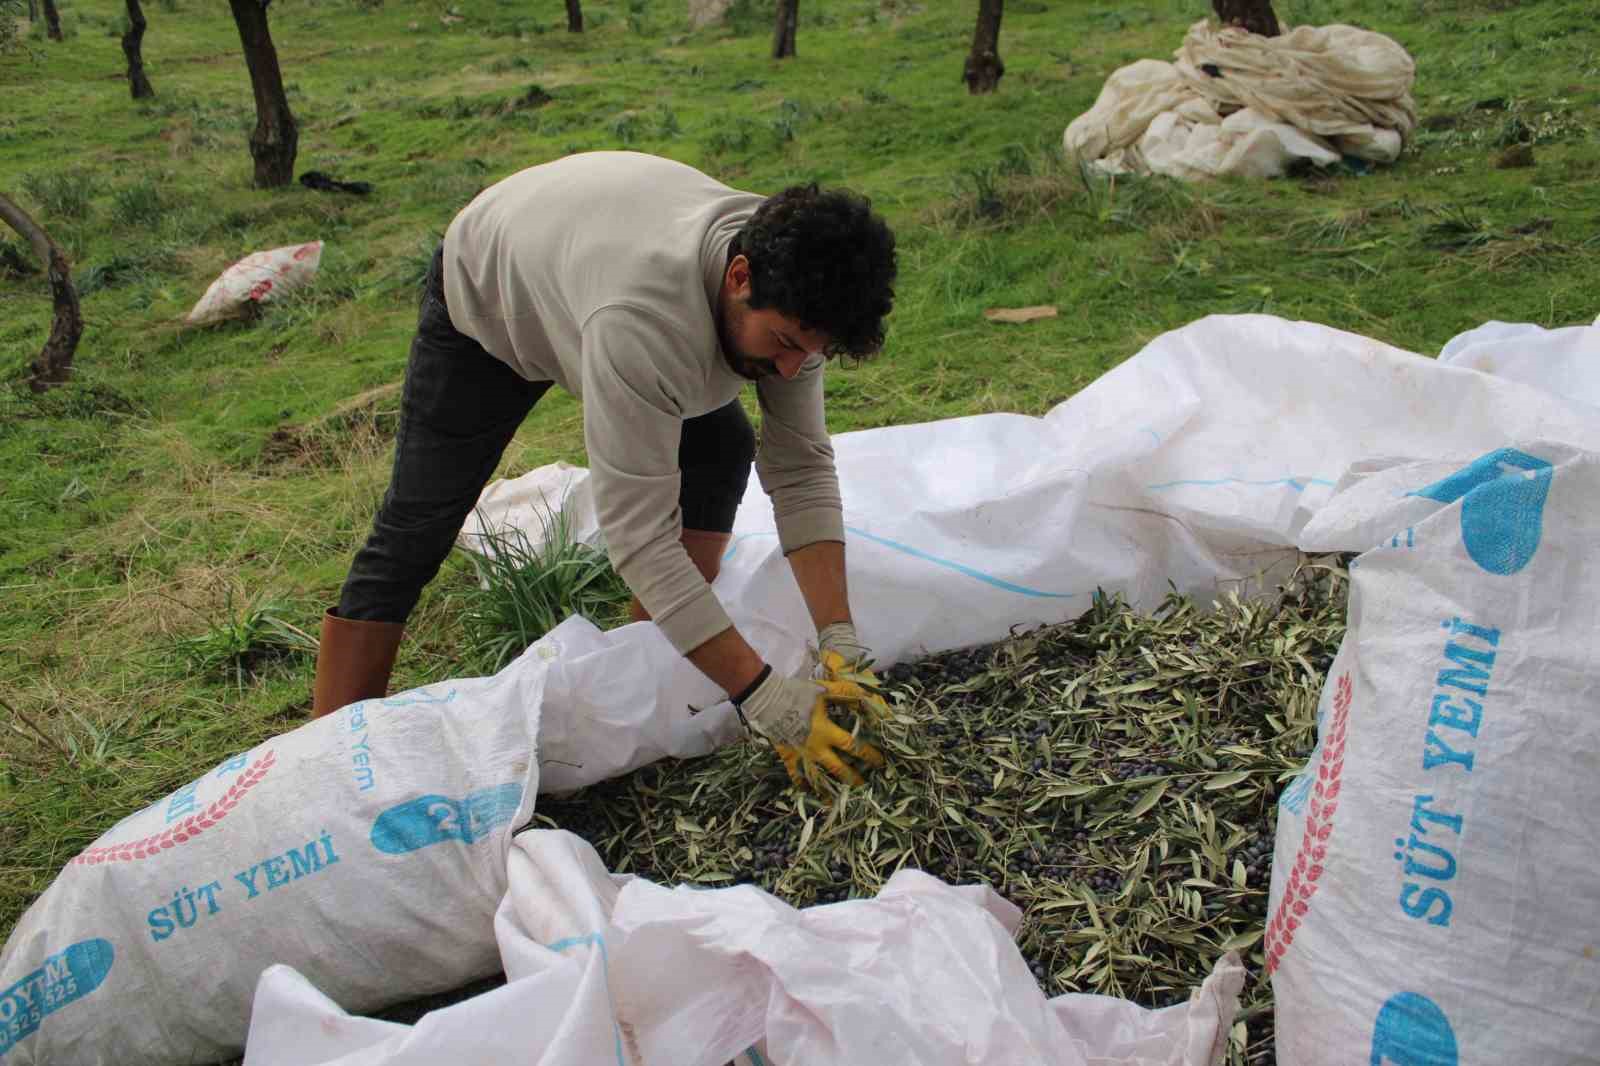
185,240,323,326
1064,20,1416,180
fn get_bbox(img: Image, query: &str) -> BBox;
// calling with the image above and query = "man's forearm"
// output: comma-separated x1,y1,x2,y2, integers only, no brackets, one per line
786,539,850,630
686,625,767,701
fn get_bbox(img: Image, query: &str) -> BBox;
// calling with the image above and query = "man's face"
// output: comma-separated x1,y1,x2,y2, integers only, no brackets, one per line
717,254,831,382
718,297,831,381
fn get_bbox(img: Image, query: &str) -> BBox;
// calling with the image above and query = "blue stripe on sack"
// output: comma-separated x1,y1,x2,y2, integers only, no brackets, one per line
544,933,626,1066
745,1046,769,1066
844,526,1075,598
722,530,1074,600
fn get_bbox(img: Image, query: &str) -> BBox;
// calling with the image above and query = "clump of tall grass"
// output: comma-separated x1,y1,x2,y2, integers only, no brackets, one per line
111,179,166,227
20,170,99,220
168,593,318,687
457,504,631,675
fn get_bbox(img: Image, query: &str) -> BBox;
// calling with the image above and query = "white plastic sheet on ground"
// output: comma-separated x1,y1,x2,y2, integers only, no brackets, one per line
1063,21,1416,180
6,313,1599,1066
243,831,1246,1066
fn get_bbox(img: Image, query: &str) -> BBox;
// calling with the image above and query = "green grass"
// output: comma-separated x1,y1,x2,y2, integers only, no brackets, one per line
457,507,632,675
2,0,1598,1043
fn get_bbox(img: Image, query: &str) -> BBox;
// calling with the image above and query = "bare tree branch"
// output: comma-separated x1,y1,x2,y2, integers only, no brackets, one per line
0,192,83,392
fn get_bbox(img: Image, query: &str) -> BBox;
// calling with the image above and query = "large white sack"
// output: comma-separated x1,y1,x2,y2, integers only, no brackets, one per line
534,614,747,795
0,634,557,1066
1270,443,1600,1063
468,314,1600,678
243,830,1246,1066
1437,317,1600,410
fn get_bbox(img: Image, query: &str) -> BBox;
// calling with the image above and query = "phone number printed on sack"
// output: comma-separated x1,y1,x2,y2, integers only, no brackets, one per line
0,939,114,1057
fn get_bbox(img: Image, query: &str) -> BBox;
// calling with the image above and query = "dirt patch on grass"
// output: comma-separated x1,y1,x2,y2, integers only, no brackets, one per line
262,383,401,468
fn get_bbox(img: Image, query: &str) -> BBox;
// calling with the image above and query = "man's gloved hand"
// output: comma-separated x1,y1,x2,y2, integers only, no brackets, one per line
817,621,874,671
736,665,885,789
815,621,889,715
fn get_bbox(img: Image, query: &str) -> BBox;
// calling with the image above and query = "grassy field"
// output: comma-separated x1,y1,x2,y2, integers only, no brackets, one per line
2,0,1597,1052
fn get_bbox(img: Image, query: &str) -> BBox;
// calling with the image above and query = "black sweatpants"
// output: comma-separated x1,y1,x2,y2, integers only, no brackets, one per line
336,248,755,624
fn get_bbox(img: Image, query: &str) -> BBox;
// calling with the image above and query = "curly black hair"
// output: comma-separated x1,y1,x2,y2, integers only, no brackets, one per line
733,183,897,360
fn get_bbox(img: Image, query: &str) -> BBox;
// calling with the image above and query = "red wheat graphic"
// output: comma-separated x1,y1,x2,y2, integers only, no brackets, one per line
70,750,278,866
1263,673,1351,975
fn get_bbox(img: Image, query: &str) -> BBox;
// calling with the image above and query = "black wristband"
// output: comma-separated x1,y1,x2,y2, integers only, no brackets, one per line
731,664,773,707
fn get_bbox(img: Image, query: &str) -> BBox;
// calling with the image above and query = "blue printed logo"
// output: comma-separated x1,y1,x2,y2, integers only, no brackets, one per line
1371,991,1458,1066
370,783,524,855
1410,448,1552,575
0,938,114,1056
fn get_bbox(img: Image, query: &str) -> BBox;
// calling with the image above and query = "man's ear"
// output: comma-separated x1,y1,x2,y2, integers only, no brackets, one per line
724,254,752,299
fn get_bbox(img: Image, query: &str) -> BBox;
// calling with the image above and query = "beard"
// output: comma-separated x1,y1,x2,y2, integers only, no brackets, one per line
717,298,777,381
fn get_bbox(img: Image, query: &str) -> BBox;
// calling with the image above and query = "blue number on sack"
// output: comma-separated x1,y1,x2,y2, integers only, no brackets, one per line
1370,991,1458,1066
370,783,524,855
1410,447,1552,576
0,938,114,1056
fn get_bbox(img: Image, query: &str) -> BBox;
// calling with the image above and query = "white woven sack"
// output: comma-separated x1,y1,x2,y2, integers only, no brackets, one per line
1437,318,1600,411
1066,21,1415,179
185,240,324,326
242,830,1247,1066
1272,443,1600,1064
0,633,557,1066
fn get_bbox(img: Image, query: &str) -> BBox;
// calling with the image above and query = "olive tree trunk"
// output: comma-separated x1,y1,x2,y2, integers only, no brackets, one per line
772,0,796,59
40,0,61,40
1212,0,1279,36
564,0,581,32
0,193,83,393
963,0,1003,94
122,0,154,98
227,0,297,187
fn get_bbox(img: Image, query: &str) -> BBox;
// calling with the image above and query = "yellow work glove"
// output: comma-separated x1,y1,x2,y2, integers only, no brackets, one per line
734,665,885,789
815,621,890,716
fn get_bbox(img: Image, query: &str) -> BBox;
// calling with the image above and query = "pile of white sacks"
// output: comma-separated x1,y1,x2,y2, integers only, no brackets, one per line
1064,20,1417,180
2,313,1596,1066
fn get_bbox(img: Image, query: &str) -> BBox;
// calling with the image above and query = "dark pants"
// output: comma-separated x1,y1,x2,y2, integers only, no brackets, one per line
336,248,755,624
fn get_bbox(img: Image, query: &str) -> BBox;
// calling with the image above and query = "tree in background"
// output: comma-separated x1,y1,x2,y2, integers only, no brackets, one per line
123,0,154,98
227,0,297,187
565,0,581,33
40,0,60,40
772,0,797,59
1212,0,1279,36
0,0,25,52
0,193,83,392
963,0,1002,93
